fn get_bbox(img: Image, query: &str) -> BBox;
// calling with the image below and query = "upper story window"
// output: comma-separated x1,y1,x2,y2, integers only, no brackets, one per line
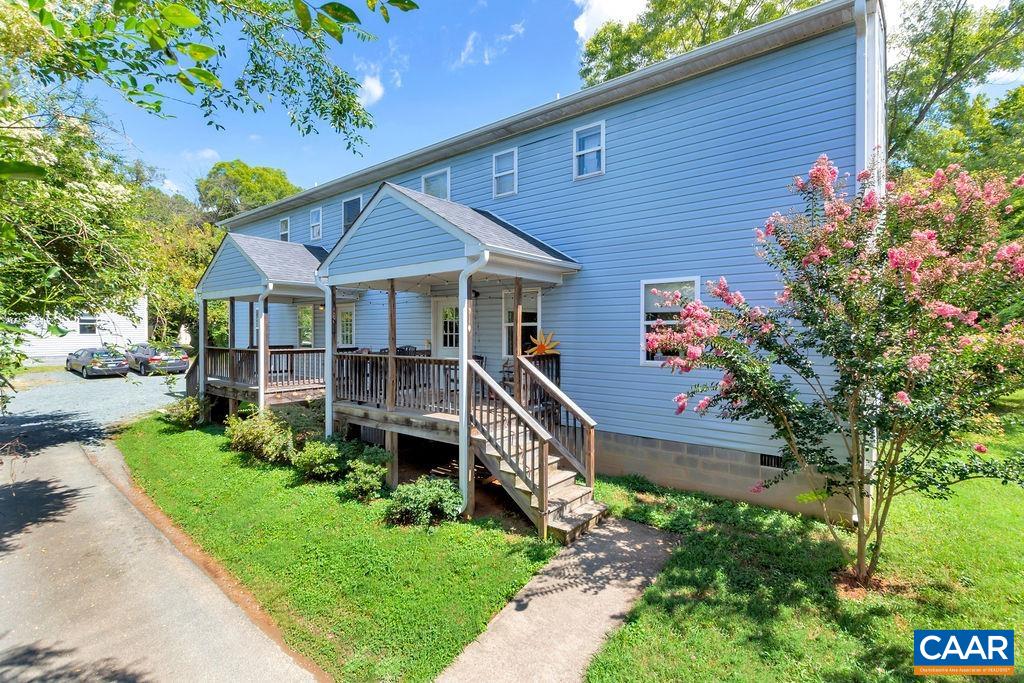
309,207,322,240
279,218,290,242
342,195,362,233
78,315,97,335
493,148,518,198
422,168,450,200
573,121,605,180
641,276,698,364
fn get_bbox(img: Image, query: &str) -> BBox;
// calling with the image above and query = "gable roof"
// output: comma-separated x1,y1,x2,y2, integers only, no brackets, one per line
219,0,865,230
383,183,576,263
229,233,329,285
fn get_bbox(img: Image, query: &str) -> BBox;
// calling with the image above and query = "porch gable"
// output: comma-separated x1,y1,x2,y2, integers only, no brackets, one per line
196,236,265,296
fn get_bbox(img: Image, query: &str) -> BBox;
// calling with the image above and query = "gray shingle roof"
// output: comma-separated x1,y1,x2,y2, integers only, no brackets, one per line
231,233,329,284
384,183,576,264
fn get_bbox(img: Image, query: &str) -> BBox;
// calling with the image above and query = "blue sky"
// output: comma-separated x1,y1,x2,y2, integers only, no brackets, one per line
95,0,653,197
94,0,1022,197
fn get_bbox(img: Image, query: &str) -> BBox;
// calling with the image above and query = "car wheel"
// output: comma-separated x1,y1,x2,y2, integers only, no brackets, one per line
82,366,90,379
141,362,151,376
65,361,71,372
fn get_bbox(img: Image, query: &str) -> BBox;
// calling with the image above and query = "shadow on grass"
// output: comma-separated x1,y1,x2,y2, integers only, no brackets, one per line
599,474,941,680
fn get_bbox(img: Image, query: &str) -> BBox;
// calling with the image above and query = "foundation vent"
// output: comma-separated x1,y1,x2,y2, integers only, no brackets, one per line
759,453,785,469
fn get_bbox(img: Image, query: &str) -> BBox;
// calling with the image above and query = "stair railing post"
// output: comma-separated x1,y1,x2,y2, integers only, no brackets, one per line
538,440,549,541
585,427,595,489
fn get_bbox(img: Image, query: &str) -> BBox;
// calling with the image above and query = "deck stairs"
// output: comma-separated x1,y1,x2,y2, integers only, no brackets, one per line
467,358,606,543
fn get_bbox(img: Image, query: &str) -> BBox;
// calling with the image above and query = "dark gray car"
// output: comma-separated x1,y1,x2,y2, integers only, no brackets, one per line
123,343,190,375
65,348,129,378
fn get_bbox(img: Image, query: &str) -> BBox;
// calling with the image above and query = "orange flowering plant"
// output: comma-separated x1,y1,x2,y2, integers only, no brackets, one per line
646,155,1024,583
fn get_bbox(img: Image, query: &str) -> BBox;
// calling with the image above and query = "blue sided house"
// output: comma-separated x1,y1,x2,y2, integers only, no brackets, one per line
193,0,887,541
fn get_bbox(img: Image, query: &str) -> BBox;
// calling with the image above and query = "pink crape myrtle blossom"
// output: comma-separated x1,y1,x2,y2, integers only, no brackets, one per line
643,152,1024,583
973,443,988,454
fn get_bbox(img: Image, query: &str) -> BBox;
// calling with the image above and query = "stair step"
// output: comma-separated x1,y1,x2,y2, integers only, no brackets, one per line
548,502,608,544
513,466,576,495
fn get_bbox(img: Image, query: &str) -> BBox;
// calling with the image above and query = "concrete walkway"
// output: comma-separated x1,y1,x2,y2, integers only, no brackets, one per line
0,442,314,682
438,518,677,683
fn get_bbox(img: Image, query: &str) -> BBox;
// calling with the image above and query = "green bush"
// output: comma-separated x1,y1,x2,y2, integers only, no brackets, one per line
341,459,388,502
224,409,293,463
164,396,207,429
383,476,463,526
291,440,343,481
272,399,324,448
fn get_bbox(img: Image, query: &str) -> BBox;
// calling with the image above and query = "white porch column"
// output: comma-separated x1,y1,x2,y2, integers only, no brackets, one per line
457,252,490,514
197,297,207,400
257,294,269,409
322,284,335,437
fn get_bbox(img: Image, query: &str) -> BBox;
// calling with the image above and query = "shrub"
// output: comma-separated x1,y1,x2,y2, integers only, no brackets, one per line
273,399,324,448
383,476,463,526
224,409,293,463
291,439,343,481
164,396,207,429
341,459,388,502
356,444,392,468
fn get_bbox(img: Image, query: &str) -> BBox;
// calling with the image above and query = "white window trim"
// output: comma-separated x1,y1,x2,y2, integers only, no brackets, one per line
336,303,355,347
78,315,98,335
501,288,541,358
309,207,323,240
573,120,606,180
279,217,290,242
341,194,362,233
421,167,451,200
492,147,518,198
640,275,700,366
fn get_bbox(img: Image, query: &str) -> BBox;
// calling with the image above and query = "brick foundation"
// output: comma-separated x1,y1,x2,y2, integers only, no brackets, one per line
594,429,852,520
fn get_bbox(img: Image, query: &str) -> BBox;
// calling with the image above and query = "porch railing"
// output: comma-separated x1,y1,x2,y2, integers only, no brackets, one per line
334,353,459,413
334,353,388,407
205,347,323,390
516,355,596,488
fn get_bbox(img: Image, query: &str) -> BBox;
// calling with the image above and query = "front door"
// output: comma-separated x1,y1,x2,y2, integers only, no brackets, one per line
432,297,459,359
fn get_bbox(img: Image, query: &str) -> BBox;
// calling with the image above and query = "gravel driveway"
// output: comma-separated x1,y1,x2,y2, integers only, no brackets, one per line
1,368,184,450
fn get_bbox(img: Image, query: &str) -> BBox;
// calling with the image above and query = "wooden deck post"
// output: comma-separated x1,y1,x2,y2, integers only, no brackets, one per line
258,297,269,409
513,277,523,405
247,302,255,348
386,279,398,487
326,285,336,437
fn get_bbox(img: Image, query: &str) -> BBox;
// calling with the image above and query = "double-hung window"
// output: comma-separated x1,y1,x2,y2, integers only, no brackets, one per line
342,196,362,233
309,207,322,240
279,218,290,242
78,315,97,335
336,304,355,346
502,289,540,357
641,277,699,364
573,121,605,180
492,148,517,198
422,168,450,199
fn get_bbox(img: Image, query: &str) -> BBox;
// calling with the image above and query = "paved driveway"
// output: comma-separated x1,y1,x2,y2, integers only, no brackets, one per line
0,371,314,681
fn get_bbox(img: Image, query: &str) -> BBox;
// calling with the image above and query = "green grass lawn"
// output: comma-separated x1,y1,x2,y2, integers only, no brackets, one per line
118,416,557,681
587,393,1024,683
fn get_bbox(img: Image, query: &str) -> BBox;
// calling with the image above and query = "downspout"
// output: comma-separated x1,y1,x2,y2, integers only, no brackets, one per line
257,285,272,409
458,250,490,513
315,271,334,438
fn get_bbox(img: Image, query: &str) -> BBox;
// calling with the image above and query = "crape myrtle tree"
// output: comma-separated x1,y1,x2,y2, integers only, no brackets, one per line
646,155,1024,582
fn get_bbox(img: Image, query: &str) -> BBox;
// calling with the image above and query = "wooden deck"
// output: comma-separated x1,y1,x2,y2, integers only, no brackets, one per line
202,347,327,405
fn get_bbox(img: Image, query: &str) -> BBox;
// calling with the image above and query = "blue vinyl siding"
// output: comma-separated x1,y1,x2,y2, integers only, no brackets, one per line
229,27,858,454
202,239,262,292
354,291,431,350
326,195,466,277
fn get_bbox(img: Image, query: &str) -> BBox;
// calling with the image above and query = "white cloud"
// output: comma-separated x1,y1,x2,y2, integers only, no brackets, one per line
455,31,479,68
988,68,1024,84
161,178,181,194
358,73,385,107
247,133,263,142
387,38,409,88
181,147,220,163
572,0,645,41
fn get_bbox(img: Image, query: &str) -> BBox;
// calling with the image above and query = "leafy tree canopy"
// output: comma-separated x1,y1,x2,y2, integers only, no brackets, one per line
196,159,301,221
578,0,818,87
4,0,419,141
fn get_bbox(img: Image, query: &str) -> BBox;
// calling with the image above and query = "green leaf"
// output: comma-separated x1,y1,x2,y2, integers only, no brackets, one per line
0,161,47,180
183,42,216,61
318,2,359,24
27,0,43,12
186,66,221,88
316,13,343,42
294,0,312,32
386,0,417,10
365,0,377,10
161,3,201,29
46,323,69,337
379,4,388,21
176,72,196,94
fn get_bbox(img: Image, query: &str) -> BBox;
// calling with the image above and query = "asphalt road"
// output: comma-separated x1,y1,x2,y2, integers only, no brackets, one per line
0,370,314,682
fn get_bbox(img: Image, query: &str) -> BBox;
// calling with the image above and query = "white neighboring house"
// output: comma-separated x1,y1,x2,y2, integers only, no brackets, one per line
18,297,149,363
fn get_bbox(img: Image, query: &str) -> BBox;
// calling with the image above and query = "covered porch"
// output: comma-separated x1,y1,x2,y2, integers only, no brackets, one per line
319,182,603,540
192,233,358,409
